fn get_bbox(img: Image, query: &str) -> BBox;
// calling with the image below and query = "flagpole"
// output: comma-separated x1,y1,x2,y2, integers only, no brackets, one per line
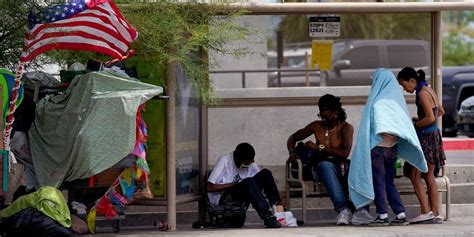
4,61,24,149
1,61,23,193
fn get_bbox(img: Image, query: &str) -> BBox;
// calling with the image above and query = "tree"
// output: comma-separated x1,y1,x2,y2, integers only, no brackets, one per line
1,1,249,104
118,2,250,104
0,1,44,70
442,11,474,66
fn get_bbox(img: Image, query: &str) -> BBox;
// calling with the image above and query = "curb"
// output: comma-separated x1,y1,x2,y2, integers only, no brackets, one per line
443,139,474,151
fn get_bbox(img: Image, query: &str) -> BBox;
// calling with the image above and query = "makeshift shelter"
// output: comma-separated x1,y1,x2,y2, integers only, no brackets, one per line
29,71,162,187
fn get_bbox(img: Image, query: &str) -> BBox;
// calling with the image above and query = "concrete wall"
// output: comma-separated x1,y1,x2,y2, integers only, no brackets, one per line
207,87,417,167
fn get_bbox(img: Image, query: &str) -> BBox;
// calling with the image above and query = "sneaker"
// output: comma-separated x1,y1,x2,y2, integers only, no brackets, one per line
336,208,352,225
391,217,409,226
432,216,443,224
409,212,435,224
368,216,390,226
263,215,281,228
351,209,374,225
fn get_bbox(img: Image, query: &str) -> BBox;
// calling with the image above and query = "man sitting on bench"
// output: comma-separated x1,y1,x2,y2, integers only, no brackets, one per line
287,94,354,225
207,142,282,228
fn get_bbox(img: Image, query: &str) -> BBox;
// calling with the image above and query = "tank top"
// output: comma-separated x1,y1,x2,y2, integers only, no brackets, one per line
416,88,439,130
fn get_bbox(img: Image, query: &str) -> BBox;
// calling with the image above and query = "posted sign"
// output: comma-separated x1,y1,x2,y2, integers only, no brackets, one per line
311,40,333,71
309,16,340,37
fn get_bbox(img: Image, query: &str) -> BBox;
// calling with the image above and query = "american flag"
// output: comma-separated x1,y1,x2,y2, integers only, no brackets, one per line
21,0,138,62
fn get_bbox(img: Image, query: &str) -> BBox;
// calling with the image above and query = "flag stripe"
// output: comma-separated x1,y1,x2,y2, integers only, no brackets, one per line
29,12,119,38
25,22,130,52
22,0,137,62
28,11,131,45
21,36,123,62
96,3,136,42
24,30,127,56
100,2,136,38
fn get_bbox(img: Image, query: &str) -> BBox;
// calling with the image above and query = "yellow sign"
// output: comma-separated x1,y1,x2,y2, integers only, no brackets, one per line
311,40,333,71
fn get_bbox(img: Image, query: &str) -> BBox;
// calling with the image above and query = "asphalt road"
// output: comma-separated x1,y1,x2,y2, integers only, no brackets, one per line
445,150,474,165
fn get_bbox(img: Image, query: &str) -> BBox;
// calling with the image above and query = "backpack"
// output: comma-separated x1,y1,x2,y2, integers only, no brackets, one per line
291,142,316,181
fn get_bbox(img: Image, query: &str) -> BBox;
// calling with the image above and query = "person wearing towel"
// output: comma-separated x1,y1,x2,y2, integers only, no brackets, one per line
348,68,428,226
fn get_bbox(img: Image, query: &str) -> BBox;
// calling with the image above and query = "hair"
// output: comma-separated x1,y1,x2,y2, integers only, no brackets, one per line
397,67,426,84
318,94,347,122
234,142,255,162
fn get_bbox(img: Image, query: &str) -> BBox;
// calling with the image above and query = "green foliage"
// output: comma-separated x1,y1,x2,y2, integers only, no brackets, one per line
442,11,474,66
2,1,249,104
0,1,45,70
47,2,249,104
118,2,249,104
442,30,474,66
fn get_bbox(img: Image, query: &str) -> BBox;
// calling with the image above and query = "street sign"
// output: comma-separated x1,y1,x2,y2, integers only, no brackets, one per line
309,16,340,37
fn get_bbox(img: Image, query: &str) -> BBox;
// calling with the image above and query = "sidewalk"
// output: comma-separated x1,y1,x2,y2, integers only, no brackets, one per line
93,218,474,237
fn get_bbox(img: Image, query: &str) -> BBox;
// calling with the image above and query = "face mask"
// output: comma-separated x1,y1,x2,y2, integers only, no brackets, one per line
240,163,252,169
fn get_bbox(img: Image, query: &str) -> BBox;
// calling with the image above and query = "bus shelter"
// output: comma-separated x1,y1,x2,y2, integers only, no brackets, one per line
162,2,474,230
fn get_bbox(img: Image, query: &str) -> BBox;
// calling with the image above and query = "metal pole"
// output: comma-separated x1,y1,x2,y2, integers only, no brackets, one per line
199,104,208,222
166,62,177,230
242,72,246,88
432,11,443,129
305,52,310,87
320,70,327,87
277,31,283,87
231,2,474,15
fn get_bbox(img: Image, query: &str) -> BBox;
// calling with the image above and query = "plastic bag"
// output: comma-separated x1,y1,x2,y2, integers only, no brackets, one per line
275,211,298,227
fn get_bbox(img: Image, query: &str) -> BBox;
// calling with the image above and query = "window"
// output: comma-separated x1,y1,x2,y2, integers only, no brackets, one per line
340,46,381,69
388,45,428,68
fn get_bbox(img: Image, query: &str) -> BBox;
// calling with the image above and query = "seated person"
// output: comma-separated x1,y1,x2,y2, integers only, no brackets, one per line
287,94,354,225
207,142,282,228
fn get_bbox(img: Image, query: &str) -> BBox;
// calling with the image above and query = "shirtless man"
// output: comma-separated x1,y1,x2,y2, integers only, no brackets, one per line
287,94,354,225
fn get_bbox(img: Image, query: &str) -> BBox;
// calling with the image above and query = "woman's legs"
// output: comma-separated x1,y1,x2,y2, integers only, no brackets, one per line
422,162,440,216
408,164,430,214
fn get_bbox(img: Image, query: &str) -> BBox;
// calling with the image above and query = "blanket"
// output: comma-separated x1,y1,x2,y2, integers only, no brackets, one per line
348,68,427,209
29,71,162,187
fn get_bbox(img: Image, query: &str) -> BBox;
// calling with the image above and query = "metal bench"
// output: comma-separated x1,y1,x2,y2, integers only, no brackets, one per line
285,158,451,223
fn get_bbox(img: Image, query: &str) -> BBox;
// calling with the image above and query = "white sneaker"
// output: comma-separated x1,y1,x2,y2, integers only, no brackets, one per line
410,211,435,223
432,215,443,224
336,208,352,225
351,209,374,225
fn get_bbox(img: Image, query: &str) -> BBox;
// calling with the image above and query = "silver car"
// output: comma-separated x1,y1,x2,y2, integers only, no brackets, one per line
457,96,474,137
268,39,431,87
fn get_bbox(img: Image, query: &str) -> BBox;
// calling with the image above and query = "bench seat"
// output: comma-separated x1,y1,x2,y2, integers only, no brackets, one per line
285,158,451,223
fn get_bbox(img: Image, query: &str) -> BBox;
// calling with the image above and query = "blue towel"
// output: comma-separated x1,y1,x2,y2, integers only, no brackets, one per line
348,68,428,209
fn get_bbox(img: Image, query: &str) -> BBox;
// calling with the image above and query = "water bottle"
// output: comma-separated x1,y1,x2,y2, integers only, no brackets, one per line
395,156,403,178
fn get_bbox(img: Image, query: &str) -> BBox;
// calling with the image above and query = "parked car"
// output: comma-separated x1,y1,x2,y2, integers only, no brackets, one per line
442,66,474,137
457,96,474,137
267,39,431,87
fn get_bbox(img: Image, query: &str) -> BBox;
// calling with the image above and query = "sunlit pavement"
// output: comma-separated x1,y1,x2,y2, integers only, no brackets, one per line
92,218,474,237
